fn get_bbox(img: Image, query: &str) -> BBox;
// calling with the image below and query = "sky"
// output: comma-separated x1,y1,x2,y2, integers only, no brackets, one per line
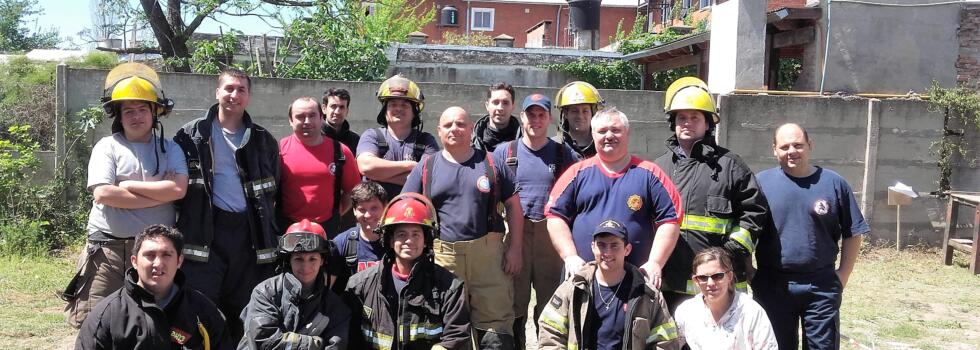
33,0,282,48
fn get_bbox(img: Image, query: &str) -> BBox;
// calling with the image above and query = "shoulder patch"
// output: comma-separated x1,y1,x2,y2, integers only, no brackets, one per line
170,326,191,345
550,295,563,309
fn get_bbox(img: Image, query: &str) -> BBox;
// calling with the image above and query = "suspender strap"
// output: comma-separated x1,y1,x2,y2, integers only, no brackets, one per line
373,127,388,156
421,155,435,199
345,230,359,272
505,140,518,176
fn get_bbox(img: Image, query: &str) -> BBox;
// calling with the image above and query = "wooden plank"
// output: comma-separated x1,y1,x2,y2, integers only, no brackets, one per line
773,27,815,49
942,199,957,265
645,53,701,73
972,206,980,274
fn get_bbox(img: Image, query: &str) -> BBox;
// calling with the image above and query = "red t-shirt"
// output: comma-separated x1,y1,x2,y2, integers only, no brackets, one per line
280,134,361,223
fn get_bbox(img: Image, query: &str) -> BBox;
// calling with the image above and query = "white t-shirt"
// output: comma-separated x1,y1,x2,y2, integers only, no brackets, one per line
675,291,778,350
86,133,187,239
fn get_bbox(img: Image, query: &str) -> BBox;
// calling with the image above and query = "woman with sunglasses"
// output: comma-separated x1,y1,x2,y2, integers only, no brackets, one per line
675,247,777,349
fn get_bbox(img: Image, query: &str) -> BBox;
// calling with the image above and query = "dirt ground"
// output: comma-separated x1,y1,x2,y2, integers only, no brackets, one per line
3,245,979,350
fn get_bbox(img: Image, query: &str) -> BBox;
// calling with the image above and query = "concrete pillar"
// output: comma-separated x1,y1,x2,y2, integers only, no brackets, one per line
574,30,597,50
707,0,767,93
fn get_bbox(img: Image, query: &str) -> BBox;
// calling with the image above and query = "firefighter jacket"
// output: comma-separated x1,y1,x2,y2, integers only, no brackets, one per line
654,135,770,295
76,269,232,350
239,271,351,350
344,256,471,350
173,104,281,264
537,262,681,350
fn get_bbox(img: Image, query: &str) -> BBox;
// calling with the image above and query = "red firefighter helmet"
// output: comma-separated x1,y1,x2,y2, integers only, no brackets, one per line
279,219,331,255
377,192,439,249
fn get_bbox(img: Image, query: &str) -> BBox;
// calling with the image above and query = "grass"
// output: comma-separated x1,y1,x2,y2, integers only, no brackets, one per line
839,244,980,350
0,245,978,349
0,252,77,350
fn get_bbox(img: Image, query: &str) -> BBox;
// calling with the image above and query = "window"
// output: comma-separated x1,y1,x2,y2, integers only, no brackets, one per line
470,8,494,31
700,0,711,8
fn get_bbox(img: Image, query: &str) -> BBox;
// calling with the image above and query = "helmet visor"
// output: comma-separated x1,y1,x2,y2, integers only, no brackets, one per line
279,232,328,253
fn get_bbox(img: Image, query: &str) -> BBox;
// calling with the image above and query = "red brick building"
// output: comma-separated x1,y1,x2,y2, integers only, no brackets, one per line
415,0,640,48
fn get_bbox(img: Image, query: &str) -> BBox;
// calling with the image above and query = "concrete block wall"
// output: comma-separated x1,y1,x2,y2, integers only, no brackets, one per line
58,67,978,245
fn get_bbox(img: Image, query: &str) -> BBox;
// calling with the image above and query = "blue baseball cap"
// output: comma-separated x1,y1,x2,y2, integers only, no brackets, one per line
522,93,552,112
593,219,628,241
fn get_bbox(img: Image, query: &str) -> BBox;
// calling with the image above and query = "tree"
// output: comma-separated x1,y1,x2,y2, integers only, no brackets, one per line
0,0,59,52
272,0,434,81
96,0,316,72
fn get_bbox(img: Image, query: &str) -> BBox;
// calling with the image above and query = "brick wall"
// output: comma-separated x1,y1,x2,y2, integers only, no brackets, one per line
957,5,980,85
420,0,637,48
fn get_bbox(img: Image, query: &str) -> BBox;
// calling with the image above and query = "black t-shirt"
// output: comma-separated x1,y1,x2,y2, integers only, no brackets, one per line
589,273,631,350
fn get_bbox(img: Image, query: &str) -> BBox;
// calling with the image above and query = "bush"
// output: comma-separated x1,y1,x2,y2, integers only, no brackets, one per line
0,218,50,256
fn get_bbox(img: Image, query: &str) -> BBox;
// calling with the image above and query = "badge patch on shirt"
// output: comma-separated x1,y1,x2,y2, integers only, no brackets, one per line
627,194,643,211
477,175,491,193
329,163,337,175
813,199,829,215
170,327,191,345
550,295,563,309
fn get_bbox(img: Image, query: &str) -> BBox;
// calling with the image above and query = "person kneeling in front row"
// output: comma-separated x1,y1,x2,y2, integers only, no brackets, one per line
345,193,471,350
239,219,351,350
538,219,680,350
76,224,231,350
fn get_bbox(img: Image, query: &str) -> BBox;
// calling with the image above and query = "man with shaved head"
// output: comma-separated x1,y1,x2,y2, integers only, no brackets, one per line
403,107,524,349
753,123,869,350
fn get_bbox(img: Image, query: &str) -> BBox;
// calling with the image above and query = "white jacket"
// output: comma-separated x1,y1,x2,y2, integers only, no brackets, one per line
675,291,778,350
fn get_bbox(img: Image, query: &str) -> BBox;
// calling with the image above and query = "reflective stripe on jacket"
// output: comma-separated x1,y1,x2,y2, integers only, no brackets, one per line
654,136,770,295
344,258,470,350
537,262,681,350
173,104,281,263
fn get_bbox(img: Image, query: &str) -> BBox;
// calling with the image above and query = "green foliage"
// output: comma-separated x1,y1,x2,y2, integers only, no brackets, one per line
776,58,802,91
187,30,243,75
271,0,433,81
0,0,59,52
648,65,698,91
440,32,494,47
546,15,702,90
0,52,117,149
927,82,980,192
0,110,99,256
542,58,640,90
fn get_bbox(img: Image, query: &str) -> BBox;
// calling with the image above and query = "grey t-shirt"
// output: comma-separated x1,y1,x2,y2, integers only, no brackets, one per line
210,119,247,213
86,133,188,239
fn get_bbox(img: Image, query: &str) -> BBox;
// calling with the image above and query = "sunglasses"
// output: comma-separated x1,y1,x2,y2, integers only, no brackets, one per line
693,272,728,283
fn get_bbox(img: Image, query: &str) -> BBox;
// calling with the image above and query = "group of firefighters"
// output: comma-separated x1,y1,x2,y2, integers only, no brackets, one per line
63,62,869,350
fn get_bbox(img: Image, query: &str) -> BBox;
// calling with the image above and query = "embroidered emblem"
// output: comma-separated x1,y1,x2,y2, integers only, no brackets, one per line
170,327,191,345
627,194,643,211
477,175,491,193
363,306,373,318
550,295,563,309
813,199,829,215
329,163,337,175
404,206,415,219
548,163,557,174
